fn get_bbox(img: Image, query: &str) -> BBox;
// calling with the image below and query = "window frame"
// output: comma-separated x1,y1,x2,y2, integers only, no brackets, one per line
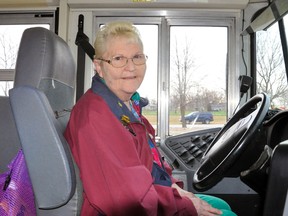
0,12,56,81
87,9,240,141
253,13,288,110
165,17,237,137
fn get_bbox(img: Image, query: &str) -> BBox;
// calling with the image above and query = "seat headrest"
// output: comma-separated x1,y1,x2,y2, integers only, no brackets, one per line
14,27,75,89
14,27,76,112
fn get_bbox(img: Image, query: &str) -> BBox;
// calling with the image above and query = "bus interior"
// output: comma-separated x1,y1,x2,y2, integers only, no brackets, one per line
0,0,288,215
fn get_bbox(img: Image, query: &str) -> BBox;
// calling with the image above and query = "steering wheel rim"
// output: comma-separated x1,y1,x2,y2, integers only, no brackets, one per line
193,93,270,191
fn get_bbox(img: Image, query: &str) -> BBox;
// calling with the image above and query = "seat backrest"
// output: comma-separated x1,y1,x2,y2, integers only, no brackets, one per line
9,27,82,216
282,190,288,216
0,96,21,174
263,140,288,216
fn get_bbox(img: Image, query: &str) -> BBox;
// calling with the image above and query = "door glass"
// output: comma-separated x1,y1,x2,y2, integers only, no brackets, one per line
169,26,228,135
135,24,158,130
256,21,287,110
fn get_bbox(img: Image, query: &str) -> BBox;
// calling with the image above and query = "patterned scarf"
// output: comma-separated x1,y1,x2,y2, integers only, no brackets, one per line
130,93,162,167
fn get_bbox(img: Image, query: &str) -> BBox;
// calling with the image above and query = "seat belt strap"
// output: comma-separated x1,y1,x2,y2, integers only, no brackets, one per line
75,14,95,101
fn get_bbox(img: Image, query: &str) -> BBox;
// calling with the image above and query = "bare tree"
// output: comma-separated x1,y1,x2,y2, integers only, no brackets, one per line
0,33,17,68
256,30,288,108
0,32,17,96
170,37,198,128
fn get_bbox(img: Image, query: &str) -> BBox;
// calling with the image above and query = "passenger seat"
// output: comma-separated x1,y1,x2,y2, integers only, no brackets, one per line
0,96,21,174
9,27,83,216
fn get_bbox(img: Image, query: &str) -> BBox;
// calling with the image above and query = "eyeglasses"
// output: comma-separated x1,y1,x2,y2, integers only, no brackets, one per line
97,54,148,68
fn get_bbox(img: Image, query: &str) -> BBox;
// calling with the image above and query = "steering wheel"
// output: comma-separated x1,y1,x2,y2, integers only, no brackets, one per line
193,93,270,191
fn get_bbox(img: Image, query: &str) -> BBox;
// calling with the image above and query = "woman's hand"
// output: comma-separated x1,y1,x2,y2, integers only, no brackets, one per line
172,183,222,216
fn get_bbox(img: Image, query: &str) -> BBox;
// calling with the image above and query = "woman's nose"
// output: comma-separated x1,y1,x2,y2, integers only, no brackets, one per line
125,58,136,71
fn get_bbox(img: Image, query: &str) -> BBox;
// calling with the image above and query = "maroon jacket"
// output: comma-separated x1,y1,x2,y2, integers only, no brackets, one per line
64,77,197,215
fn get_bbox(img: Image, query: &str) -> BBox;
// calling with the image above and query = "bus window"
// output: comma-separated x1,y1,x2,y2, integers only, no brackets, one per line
94,17,160,133
0,24,50,96
93,15,235,139
0,11,55,96
169,26,228,135
256,17,288,110
134,25,158,132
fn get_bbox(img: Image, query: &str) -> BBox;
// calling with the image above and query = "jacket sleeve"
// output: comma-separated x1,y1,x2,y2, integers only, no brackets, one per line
64,92,197,216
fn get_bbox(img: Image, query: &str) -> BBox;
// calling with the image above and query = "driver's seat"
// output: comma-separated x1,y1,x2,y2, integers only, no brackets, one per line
9,27,83,215
263,140,288,216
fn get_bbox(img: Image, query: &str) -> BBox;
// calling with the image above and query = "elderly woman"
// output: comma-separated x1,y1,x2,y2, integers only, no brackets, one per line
65,21,236,216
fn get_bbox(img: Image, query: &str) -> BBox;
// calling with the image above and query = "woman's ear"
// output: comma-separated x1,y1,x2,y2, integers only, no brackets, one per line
93,59,103,77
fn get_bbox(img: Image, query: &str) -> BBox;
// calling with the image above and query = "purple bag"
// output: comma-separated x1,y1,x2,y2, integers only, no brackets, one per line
0,150,36,216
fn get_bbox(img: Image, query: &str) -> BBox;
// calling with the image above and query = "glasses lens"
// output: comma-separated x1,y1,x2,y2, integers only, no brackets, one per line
110,54,147,68
111,56,127,68
133,54,147,65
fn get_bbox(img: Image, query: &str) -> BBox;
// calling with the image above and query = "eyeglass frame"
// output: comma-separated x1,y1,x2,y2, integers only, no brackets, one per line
96,54,148,68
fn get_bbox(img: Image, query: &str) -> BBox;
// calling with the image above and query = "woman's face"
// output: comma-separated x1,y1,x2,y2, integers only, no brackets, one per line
94,36,146,102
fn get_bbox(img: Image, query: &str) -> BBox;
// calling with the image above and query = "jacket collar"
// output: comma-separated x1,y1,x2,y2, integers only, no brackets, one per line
91,74,138,123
